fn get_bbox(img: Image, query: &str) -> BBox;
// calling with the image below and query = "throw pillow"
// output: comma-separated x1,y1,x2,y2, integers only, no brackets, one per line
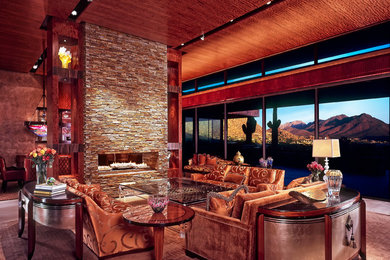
204,164,231,181
231,190,275,219
198,154,207,165
248,168,276,187
206,156,217,165
224,173,245,184
192,154,198,165
229,165,250,185
92,191,113,212
208,187,248,216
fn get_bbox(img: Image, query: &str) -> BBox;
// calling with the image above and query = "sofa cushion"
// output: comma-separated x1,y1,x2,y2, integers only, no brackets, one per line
206,156,217,165
184,164,214,174
208,188,247,216
93,191,113,212
192,154,198,165
216,158,234,165
248,168,276,187
63,178,80,189
111,200,130,213
204,164,231,181
228,166,250,185
198,154,207,165
224,173,245,185
231,190,275,219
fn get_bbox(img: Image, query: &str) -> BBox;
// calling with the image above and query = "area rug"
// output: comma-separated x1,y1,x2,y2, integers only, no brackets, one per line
0,222,192,260
366,211,390,260
0,181,20,201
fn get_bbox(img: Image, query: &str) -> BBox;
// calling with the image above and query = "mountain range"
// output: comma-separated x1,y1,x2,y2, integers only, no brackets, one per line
280,113,389,139
227,113,389,143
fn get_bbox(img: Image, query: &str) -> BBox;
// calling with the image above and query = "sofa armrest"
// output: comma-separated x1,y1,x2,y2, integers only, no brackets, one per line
191,173,206,181
256,183,277,192
272,170,285,190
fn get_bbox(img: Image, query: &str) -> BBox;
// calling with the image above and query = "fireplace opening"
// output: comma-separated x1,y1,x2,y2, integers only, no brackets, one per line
98,152,158,171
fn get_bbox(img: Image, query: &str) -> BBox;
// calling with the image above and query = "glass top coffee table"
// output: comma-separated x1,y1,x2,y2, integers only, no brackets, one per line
120,177,231,205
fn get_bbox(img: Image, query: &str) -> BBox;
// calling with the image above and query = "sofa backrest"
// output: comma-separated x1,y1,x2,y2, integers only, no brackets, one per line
247,167,285,189
241,182,327,226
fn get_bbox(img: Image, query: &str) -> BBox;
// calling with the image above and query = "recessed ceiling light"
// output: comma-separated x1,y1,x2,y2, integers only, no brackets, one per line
181,43,184,46
200,35,205,41
230,19,234,22
267,1,272,5
64,39,67,42
71,10,77,16
33,65,38,69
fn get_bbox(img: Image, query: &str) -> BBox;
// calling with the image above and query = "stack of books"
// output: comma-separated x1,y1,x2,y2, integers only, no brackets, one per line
34,182,67,197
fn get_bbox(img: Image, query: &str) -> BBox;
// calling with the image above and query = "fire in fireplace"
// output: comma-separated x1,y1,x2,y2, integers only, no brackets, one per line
98,152,158,171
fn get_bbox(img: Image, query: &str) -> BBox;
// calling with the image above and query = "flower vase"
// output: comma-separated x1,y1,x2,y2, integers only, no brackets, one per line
311,171,320,182
36,164,47,184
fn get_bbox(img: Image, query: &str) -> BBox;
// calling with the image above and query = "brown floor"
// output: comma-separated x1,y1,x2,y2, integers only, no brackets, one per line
1,198,389,259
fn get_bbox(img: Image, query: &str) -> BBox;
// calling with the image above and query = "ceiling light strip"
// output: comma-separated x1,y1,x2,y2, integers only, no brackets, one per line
175,0,282,50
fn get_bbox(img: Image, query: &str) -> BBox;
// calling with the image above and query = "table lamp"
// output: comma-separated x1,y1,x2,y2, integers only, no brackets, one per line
312,139,340,173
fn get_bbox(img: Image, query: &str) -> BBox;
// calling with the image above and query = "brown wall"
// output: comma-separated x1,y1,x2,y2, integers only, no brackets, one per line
0,70,43,166
83,23,168,183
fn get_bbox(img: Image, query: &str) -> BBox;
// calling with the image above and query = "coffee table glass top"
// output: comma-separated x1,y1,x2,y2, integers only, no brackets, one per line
121,177,231,205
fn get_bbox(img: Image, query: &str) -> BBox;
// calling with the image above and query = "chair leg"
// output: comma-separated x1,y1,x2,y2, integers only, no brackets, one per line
2,181,7,192
18,180,24,188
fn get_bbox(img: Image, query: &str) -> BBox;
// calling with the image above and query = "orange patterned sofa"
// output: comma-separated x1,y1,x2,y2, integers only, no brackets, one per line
183,154,233,176
60,178,153,259
185,181,327,260
191,164,285,192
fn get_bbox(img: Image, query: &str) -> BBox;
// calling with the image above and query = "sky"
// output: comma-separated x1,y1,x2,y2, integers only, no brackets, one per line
256,97,389,127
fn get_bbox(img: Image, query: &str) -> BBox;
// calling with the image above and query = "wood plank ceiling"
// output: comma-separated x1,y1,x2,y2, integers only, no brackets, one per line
0,0,389,81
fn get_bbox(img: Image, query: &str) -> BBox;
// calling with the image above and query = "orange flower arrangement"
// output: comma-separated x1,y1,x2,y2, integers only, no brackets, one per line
29,145,57,167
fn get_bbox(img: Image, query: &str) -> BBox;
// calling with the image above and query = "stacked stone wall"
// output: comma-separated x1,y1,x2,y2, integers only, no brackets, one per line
83,23,168,184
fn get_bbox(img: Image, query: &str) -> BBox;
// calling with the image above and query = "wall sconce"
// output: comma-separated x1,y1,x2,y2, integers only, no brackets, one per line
312,138,340,173
58,46,72,68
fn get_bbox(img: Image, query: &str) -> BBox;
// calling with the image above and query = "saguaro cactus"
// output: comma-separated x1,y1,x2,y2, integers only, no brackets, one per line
242,116,257,143
267,107,281,147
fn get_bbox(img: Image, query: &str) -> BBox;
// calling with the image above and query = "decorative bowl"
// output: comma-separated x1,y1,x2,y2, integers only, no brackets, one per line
148,195,169,213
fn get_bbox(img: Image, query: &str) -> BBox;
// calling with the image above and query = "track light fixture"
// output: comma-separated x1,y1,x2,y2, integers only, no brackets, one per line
175,0,281,50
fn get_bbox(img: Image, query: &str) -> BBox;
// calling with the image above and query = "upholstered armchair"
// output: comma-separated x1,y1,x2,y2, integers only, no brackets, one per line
185,182,327,260
61,178,154,258
0,156,25,192
23,158,36,183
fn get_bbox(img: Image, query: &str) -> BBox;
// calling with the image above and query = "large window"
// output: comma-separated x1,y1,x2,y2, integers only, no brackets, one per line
264,45,314,76
227,98,263,165
197,72,225,91
182,109,195,162
319,79,390,171
182,22,390,96
197,105,224,158
318,79,390,198
227,60,262,84
265,91,315,168
183,79,390,198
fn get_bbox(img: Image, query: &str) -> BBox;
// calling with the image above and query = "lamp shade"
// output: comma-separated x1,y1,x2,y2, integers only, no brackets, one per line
312,139,340,158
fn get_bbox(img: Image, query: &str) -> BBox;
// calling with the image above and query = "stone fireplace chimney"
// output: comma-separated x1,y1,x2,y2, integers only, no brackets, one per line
82,23,169,191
